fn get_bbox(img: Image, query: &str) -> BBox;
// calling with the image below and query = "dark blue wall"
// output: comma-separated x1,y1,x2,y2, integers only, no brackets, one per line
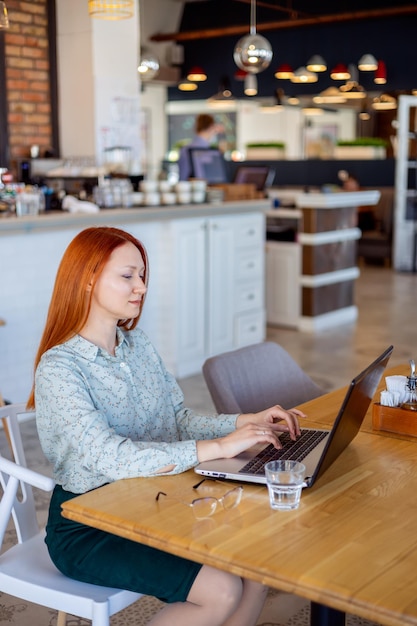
226,159,396,188
168,15,417,101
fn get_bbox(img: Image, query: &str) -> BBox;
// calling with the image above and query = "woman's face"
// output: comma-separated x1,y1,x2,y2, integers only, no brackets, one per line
89,242,147,323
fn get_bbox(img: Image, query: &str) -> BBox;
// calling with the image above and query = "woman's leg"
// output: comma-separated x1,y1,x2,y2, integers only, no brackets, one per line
223,578,269,626
147,565,268,626
147,564,242,626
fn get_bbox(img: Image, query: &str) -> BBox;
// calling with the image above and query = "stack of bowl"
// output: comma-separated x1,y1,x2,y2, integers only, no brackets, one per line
175,180,207,204
190,179,207,203
159,181,177,205
138,179,208,206
139,180,160,206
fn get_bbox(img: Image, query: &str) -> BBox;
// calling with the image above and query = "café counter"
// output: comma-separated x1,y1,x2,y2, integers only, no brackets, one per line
265,190,380,331
0,200,268,402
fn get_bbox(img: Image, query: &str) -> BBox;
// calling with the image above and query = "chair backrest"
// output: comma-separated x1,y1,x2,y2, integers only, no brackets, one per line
0,403,52,545
202,342,323,414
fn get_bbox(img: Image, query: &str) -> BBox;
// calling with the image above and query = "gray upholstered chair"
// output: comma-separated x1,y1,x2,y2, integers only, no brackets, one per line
202,342,323,414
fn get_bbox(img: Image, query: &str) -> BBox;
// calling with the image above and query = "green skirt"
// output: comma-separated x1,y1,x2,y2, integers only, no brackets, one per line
46,484,202,603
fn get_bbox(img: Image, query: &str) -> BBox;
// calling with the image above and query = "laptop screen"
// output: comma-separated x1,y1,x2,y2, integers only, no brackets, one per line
309,344,393,485
233,165,274,191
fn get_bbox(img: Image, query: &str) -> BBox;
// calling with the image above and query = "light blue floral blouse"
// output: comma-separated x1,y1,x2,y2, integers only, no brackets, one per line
35,327,238,493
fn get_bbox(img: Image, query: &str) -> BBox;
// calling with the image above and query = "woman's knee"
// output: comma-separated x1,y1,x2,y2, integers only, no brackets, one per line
188,566,243,616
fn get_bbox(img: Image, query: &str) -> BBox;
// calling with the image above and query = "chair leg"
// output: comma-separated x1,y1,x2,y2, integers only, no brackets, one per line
56,611,67,626
1,418,13,452
1,390,14,458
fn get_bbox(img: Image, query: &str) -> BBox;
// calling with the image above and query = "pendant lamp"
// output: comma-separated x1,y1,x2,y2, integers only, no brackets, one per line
374,61,387,85
330,64,350,80
244,74,258,96
358,53,378,71
207,76,235,108
306,55,327,72
290,67,318,84
339,81,366,99
372,94,397,110
0,2,9,29
137,52,160,81
274,63,293,79
178,78,198,92
187,67,207,82
313,87,347,104
233,0,273,74
88,1,134,19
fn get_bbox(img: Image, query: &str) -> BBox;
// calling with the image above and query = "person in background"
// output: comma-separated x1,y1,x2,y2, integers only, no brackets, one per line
28,226,304,626
338,169,374,231
178,114,223,180
338,169,360,192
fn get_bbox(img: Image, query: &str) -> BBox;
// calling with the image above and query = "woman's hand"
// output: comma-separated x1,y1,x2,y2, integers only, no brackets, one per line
196,405,305,463
236,405,304,440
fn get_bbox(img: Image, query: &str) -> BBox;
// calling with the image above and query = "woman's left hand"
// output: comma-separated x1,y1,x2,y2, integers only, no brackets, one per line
236,405,305,441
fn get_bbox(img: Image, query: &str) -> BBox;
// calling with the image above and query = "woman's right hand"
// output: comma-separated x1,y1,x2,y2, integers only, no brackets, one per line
196,410,301,463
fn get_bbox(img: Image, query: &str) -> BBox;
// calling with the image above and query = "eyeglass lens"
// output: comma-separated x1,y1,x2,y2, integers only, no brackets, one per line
156,485,243,520
191,487,242,519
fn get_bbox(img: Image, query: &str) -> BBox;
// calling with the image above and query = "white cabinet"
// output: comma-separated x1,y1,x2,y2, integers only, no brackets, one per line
155,212,265,378
265,241,301,328
394,94,417,272
206,218,235,356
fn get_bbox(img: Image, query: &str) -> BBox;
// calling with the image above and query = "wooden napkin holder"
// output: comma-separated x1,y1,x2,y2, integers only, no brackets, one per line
372,403,417,437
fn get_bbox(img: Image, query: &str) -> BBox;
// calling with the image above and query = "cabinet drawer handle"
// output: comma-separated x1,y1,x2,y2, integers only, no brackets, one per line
246,262,255,269
247,293,255,300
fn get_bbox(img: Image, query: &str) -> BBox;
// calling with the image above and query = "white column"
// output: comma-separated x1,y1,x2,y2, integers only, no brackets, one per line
56,0,141,170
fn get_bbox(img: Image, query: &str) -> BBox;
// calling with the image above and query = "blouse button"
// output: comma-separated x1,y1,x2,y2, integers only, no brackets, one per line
120,362,126,368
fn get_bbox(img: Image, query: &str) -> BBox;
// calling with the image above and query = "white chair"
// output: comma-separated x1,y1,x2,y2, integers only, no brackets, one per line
0,403,143,626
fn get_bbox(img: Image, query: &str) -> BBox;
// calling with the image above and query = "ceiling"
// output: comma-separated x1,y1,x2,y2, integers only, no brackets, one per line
150,1,417,42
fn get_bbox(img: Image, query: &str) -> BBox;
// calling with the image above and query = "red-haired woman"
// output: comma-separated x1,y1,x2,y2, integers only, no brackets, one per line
29,226,303,626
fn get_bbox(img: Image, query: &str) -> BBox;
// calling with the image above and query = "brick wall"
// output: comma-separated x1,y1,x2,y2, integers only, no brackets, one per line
4,0,52,164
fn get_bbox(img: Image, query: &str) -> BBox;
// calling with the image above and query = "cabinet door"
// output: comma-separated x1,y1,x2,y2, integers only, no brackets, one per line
174,219,207,376
206,217,235,357
266,241,300,328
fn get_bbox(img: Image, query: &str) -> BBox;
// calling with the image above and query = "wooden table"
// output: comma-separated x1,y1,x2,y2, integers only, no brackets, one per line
62,364,417,626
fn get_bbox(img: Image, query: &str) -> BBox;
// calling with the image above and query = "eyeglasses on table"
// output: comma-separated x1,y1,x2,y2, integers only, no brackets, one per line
155,479,243,520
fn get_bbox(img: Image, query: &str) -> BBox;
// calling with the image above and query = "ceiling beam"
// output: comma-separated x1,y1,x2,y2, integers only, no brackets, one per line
234,0,311,20
150,5,417,42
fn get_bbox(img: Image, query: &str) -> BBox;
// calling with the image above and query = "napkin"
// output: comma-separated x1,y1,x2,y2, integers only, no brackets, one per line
380,390,400,407
62,195,100,214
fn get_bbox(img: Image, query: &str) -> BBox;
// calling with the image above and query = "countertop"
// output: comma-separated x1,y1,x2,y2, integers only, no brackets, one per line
268,189,381,209
0,191,381,237
0,199,270,236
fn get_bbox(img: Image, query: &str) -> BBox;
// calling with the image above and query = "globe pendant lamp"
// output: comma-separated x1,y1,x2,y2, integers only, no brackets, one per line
233,0,273,74
137,51,160,81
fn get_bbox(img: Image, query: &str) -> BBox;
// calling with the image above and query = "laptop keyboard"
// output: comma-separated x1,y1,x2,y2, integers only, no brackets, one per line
238,429,328,476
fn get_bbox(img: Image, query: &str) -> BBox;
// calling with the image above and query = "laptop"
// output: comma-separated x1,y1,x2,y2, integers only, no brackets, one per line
195,345,393,489
232,165,275,191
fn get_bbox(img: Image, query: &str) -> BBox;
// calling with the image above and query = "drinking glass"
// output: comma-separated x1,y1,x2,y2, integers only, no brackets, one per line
265,460,305,511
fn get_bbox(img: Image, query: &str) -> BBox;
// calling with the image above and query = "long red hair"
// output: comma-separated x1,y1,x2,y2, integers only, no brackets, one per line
27,226,149,408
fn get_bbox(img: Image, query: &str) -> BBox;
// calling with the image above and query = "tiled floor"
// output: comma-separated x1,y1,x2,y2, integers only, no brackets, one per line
179,264,417,413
